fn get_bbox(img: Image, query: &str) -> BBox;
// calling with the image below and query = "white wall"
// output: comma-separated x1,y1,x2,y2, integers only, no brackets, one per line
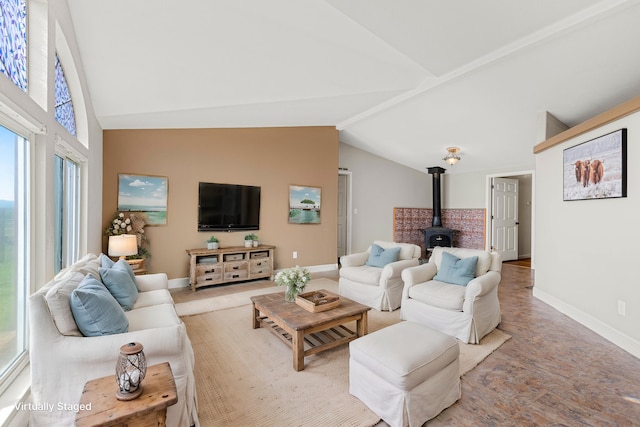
442,167,534,209
442,171,487,208
534,112,640,357
339,142,430,253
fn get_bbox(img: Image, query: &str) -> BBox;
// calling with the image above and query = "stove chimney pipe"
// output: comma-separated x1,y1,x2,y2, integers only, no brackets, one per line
427,166,446,227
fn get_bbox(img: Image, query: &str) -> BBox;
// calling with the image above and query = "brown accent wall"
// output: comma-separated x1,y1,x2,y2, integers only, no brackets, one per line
103,127,339,279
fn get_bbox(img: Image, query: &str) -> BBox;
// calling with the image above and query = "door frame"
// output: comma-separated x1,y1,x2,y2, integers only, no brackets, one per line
338,169,353,257
485,169,535,268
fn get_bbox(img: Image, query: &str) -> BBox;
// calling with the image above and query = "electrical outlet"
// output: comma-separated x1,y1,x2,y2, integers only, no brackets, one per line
293,251,298,259
618,300,626,316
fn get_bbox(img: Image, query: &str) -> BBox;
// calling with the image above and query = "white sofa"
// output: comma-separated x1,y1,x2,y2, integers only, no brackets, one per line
29,254,199,426
401,246,502,344
339,240,421,311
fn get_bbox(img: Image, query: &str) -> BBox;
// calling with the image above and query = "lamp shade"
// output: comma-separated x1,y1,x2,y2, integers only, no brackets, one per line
108,235,138,259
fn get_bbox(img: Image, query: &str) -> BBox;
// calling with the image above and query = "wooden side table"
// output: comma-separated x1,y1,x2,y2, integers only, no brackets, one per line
75,362,178,427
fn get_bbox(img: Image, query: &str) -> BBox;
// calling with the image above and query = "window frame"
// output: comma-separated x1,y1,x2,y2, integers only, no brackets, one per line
54,139,83,273
53,52,77,137
0,120,30,396
0,0,28,92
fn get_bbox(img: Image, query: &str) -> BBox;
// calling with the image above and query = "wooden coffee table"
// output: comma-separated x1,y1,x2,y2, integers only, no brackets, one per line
251,291,370,371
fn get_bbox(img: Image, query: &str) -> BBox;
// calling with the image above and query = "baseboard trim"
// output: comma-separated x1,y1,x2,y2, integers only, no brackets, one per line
533,287,640,359
302,263,338,273
168,263,338,289
168,277,189,289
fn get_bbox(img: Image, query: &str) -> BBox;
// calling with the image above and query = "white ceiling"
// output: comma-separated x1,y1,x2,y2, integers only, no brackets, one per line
67,0,640,174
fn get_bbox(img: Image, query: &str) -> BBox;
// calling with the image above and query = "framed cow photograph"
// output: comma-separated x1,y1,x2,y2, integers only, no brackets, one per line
563,128,627,201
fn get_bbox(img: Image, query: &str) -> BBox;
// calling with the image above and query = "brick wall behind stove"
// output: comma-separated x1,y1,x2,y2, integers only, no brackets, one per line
393,208,486,257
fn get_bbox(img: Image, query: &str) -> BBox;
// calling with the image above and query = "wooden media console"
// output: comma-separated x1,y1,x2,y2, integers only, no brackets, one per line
185,245,275,292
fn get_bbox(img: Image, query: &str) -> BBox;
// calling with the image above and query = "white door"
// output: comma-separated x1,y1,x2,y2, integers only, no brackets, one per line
492,177,519,261
337,173,348,258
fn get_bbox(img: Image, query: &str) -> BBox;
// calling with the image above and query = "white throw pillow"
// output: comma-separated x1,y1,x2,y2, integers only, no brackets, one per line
45,271,86,336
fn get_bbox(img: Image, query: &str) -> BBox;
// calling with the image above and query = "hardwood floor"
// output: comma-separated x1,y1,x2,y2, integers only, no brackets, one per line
430,263,640,426
503,257,532,268
172,265,640,425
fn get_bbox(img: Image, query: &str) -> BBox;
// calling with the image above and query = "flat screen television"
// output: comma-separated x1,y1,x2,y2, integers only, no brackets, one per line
198,182,261,231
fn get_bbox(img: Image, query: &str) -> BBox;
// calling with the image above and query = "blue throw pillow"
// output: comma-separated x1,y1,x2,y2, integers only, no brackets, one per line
100,253,115,269
365,244,401,268
70,274,129,336
99,259,139,310
434,252,478,286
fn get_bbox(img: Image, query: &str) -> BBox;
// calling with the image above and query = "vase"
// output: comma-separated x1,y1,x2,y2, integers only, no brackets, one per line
285,285,304,302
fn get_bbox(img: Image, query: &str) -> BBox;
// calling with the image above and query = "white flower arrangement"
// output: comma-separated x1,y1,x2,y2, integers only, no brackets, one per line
109,212,133,235
274,265,311,301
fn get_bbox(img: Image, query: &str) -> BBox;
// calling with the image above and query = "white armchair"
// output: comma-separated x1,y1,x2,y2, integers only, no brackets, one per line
339,240,421,311
401,246,502,344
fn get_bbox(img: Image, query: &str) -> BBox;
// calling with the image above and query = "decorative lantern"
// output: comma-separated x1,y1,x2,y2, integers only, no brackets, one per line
115,342,147,400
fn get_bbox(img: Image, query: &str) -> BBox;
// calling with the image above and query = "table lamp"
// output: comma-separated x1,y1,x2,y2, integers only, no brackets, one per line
108,234,138,260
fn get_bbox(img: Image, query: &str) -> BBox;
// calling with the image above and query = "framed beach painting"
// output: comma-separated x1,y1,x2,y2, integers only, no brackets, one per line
563,128,627,201
117,174,168,225
289,185,321,224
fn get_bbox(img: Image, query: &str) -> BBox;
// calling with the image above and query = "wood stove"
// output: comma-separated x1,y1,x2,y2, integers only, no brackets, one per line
421,167,454,250
424,226,453,248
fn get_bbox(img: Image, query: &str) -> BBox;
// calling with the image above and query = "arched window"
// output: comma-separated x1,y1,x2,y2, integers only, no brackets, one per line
54,53,76,137
0,0,27,92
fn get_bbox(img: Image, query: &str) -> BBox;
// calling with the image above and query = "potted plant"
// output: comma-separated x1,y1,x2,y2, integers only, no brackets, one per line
207,235,219,250
244,233,256,247
251,234,259,247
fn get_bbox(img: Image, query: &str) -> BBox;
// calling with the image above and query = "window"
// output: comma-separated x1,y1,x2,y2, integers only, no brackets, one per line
0,125,28,393
54,153,80,274
54,54,76,137
0,0,27,92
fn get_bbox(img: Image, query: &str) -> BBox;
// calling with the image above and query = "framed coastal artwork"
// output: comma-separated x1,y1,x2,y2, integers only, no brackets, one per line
288,185,321,224
563,128,627,201
117,174,168,225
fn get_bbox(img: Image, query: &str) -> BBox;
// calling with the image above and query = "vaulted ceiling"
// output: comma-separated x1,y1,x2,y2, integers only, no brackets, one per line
67,0,640,174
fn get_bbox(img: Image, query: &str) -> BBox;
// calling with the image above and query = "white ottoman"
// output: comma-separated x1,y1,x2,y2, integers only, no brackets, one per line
349,321,460,427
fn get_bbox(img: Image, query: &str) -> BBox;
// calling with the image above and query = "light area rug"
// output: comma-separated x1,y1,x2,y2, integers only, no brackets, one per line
180,279,510,427
175,277,340,317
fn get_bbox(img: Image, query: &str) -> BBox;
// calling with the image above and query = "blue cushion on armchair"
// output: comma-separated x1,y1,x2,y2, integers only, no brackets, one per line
365,244,401,268
434,251,478,286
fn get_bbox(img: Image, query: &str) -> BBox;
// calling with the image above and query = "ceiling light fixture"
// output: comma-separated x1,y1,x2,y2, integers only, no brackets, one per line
443,147,461,165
